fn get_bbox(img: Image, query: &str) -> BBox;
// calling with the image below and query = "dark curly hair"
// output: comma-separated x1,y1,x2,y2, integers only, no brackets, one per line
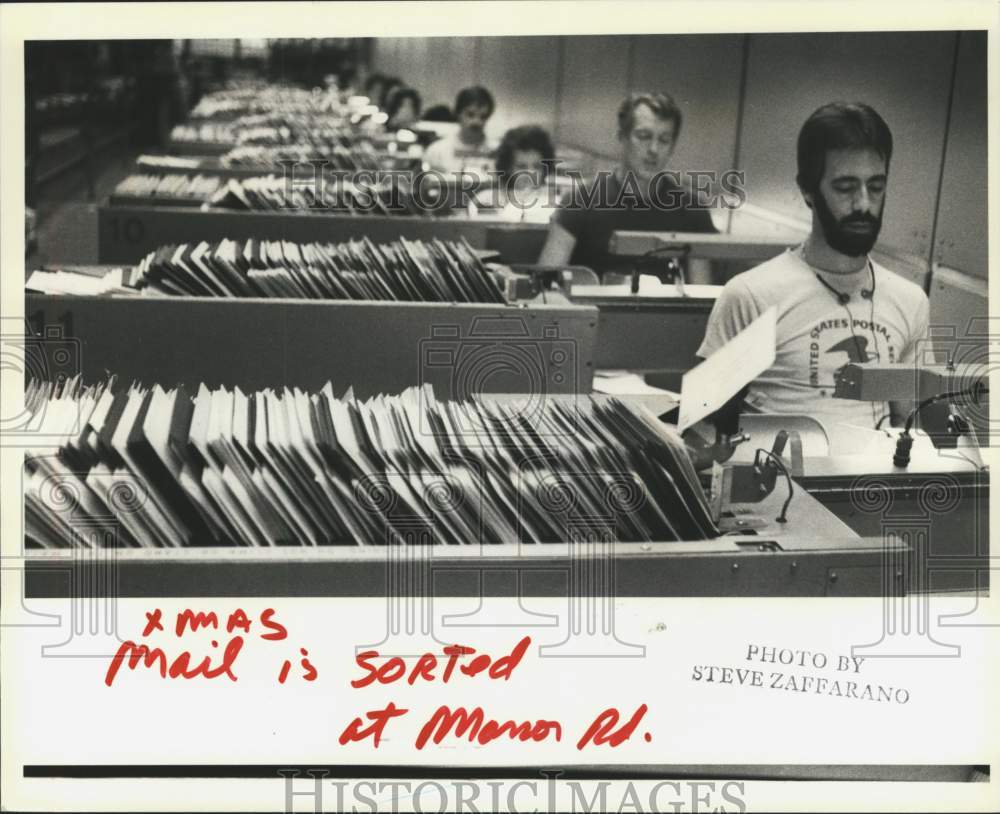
385,86,422,125
495,125,556,189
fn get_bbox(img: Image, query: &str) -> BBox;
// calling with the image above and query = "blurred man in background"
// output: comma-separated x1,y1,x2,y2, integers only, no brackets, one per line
422,85,497,176
538,91,717,281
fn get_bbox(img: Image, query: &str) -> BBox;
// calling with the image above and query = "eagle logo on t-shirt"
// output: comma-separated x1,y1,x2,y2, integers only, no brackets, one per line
827,335,875,363
826,335,878,381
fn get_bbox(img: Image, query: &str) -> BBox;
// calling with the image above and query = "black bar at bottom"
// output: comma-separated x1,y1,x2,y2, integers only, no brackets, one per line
23,764,986,781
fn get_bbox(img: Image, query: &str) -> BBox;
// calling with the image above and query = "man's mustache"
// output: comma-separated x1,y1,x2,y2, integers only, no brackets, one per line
840,214,879,227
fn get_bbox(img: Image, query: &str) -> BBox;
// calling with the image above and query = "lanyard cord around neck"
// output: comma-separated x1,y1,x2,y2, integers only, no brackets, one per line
806,252,886,427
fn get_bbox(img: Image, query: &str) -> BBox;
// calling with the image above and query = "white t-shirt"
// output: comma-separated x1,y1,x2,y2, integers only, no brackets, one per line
494,186,559,224
422,132,497,176
696,247,930,433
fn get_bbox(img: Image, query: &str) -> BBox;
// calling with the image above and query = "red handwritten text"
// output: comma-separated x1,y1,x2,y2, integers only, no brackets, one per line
576,704,648,750
339,702,409,747
415,706,562,749
352,636,531,688
104,637,244,686
106,607,294,686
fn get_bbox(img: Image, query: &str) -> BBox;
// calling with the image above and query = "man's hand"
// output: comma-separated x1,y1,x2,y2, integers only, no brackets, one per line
710,384,751,435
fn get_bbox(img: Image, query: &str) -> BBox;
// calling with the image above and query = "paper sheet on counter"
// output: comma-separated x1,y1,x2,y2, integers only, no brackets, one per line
678,306,777,433
592,370,678,397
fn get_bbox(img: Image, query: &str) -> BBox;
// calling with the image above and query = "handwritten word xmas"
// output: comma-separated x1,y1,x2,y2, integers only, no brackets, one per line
340,636,650,751
103,607,316,687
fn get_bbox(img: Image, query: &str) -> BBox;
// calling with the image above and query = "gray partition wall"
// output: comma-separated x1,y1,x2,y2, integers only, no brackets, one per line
933,31,988,281
26,295,598,398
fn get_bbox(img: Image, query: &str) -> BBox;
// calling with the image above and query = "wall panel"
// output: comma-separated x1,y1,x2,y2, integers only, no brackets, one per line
629,34,744,180
371,38,406,85
478,36,560,141
374,37,480,118
417,36,479,112
929,266,988,339
739,31,956,267
934,30,988,279
557,36,630,155
399,38,431,100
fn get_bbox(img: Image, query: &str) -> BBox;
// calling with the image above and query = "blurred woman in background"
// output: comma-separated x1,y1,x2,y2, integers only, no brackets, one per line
385,86,422,131
491,124,561,223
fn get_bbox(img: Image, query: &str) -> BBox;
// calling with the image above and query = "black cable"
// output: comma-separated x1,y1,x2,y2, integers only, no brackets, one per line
864,259,881,361
864,261,882,427
893,384,989,467
904,385,988,434
758,448,794,524
812,259,880,427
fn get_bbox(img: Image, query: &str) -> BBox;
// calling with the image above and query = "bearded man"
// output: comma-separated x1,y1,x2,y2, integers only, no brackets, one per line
696,102,929,431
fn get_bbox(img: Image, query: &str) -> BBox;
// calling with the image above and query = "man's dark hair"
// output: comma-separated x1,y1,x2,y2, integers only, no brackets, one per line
386,86,422,122
617,92,683,139
495,125,556,190
454,85,495,117
796,102,893,194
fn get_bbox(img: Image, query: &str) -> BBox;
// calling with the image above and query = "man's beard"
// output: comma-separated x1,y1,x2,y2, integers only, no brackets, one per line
812,190,883,257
